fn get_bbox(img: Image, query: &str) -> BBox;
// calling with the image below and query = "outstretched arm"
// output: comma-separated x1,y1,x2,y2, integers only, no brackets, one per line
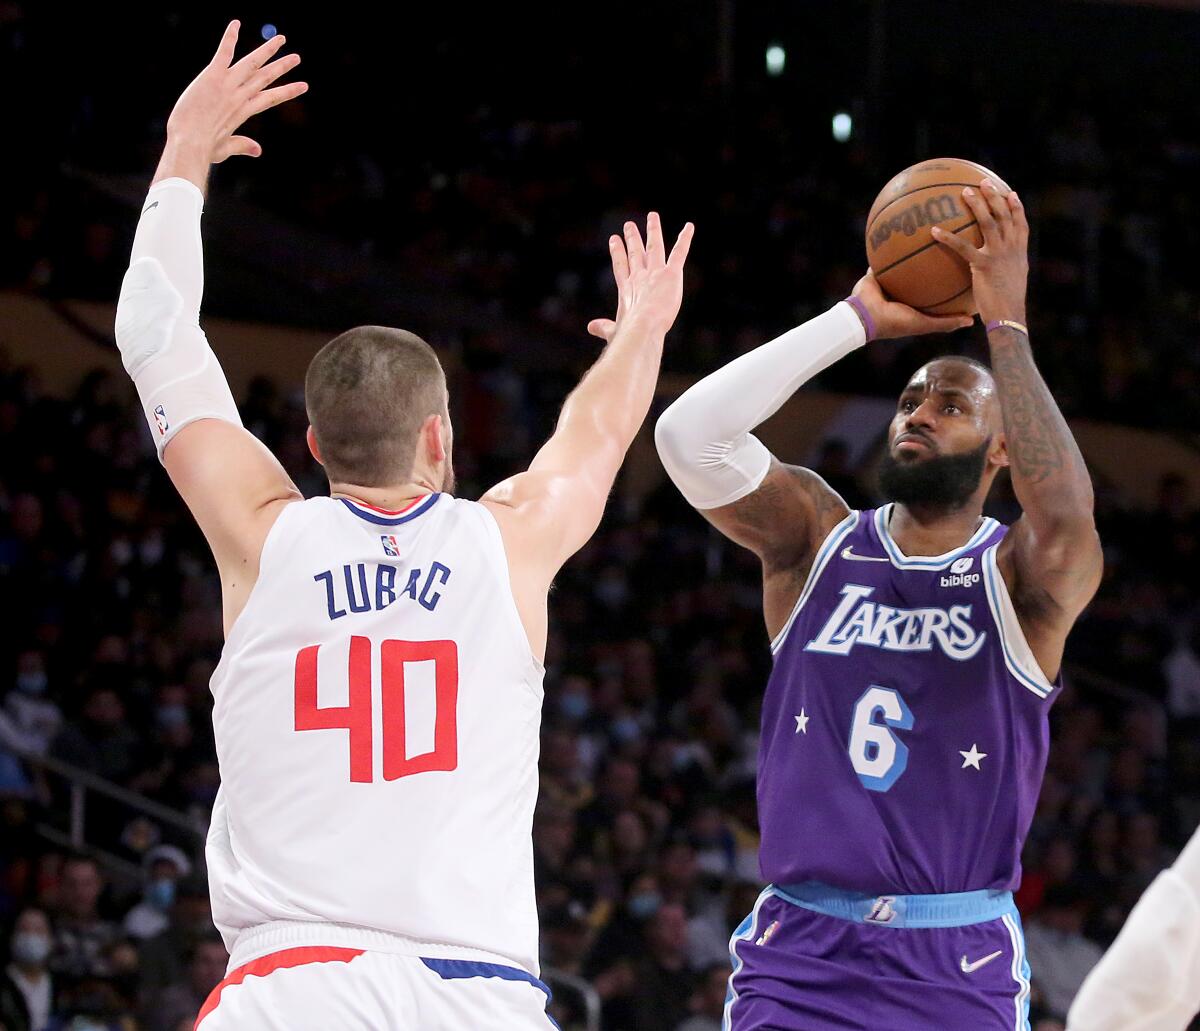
655,278,970,638
114,21,308,633
934,181,1102,678
482,214,693,656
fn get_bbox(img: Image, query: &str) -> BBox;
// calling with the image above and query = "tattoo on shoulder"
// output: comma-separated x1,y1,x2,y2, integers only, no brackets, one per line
724,465,846,572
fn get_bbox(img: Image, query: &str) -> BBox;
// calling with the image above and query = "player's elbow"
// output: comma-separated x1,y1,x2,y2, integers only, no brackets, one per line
654,401,697,476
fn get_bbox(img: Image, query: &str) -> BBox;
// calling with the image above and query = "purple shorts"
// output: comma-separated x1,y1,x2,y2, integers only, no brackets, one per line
724,884,1031,1031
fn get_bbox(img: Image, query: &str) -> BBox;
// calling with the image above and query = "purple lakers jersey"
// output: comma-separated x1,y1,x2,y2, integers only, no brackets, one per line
757,504,1060,895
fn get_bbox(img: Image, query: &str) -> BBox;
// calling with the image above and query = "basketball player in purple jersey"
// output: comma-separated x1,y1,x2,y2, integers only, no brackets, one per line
656,180,1102,1030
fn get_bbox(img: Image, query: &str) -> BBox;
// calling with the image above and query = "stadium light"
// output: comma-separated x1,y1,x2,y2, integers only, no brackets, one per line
832,112,852,142
766,45,786,77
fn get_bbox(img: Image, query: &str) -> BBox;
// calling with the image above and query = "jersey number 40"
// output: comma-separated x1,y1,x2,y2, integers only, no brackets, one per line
294,637,459,783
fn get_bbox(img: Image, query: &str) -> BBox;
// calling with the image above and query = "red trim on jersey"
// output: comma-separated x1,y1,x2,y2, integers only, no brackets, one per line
342,494,428,515
194,946,364,1027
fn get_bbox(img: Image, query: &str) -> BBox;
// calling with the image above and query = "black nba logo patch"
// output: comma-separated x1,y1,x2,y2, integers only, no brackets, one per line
381,535,400,557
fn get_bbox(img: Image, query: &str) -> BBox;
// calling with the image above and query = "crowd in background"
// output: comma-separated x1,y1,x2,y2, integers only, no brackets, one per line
1,1,1199,1029
0,357,1196,1030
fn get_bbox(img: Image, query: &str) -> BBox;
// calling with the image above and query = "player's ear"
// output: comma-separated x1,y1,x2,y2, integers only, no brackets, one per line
306,426,325,467
422,413,446,465
990,432,1009,469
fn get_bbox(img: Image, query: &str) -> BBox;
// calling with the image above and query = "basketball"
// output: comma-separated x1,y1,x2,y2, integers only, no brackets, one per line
865,158,1011,315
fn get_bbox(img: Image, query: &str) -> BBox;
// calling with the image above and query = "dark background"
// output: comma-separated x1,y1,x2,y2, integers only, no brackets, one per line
0,2,1198,1029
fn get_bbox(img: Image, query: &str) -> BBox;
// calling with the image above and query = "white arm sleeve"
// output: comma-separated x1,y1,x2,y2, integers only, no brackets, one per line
114,177,242,459
653,302,866,509
1067,827,1200,1031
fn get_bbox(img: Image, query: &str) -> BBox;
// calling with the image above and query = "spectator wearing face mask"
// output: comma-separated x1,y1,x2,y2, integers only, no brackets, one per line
3,651,62,756
122,847,190,941
2,906,57,1031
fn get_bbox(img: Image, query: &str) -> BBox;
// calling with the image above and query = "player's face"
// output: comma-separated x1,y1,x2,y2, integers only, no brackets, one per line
886,361,998,463
878,361,1003,509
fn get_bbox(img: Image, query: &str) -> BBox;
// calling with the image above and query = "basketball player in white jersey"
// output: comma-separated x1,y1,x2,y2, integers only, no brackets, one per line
1066,822,1200,1030
113,22,693,1029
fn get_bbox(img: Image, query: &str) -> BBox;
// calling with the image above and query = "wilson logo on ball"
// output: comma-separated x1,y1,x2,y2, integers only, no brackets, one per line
868,195,963,252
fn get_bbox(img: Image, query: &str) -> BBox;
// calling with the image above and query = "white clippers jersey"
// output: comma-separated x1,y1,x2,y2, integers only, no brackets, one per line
206,494,544,974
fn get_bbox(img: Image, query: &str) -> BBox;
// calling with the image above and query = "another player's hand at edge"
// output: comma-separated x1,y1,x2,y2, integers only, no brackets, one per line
850,270,974,341
155,20,308,188
931,180,1029,328
587,213,695,344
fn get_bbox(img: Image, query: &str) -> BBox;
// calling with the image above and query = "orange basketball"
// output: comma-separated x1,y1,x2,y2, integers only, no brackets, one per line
865,158,1011,315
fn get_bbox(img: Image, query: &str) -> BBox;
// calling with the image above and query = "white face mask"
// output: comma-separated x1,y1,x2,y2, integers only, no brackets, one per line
11,931,52,965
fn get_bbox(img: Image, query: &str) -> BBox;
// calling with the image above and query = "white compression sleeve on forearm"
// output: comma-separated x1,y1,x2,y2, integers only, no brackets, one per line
1067,826,1200,1031
115,177,241,459
654,302,866,509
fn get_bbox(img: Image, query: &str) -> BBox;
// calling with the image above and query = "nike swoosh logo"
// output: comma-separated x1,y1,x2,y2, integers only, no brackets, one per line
841,546,889,563
960,950,1003,974
142,201,159,214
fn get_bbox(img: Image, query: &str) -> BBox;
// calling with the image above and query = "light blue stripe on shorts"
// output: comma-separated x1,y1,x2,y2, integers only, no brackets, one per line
774,881,1015,928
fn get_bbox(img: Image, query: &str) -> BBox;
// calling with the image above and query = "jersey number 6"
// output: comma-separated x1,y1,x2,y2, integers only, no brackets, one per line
847,685,914,792
294,637,459,783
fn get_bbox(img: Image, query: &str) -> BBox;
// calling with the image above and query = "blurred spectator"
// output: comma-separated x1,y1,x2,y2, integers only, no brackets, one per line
122,846,191,942
1022,885,1105,1020
2,906,56,1031
676,963,729,1031
48,857,117,983
143,935,226,1031
49,690,138,786
628,903,695,1030
3,651,62,755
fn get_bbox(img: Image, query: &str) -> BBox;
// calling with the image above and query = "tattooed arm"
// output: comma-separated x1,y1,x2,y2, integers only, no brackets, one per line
935,181,1102,678
701,462,850,638
656,278,969,639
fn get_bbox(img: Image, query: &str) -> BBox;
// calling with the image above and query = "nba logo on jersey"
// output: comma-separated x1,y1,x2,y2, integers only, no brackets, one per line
153,404,168,435
380,535,400,557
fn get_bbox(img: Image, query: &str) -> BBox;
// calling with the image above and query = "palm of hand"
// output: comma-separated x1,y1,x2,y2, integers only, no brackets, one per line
588,213,694,342
167,21,307,165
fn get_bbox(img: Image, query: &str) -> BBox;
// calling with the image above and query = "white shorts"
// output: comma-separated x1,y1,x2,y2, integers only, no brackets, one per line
195,946,556,1030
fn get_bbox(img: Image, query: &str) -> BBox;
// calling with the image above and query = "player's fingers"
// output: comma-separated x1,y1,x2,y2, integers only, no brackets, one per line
1009,190,1029,240
929,224,980,262
645,211,666,266
248,51,302,94
244,80,309,119
667,222,695,270
917,313,976,335
211,20,240,68
624,221,646,274
215,136,263,163
233,33,288,82
608,234,629,286
979,178,1012,231
587,318,617,341
960,186,997,242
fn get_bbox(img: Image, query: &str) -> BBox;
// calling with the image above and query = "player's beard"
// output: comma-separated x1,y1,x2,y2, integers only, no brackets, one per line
878,438,990,511
441,452,456,495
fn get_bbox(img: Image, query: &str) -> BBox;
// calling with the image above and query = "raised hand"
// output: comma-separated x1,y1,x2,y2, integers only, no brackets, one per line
157,20,307,185
588,213,695,343
931,179,1029,326
850,270,974,341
